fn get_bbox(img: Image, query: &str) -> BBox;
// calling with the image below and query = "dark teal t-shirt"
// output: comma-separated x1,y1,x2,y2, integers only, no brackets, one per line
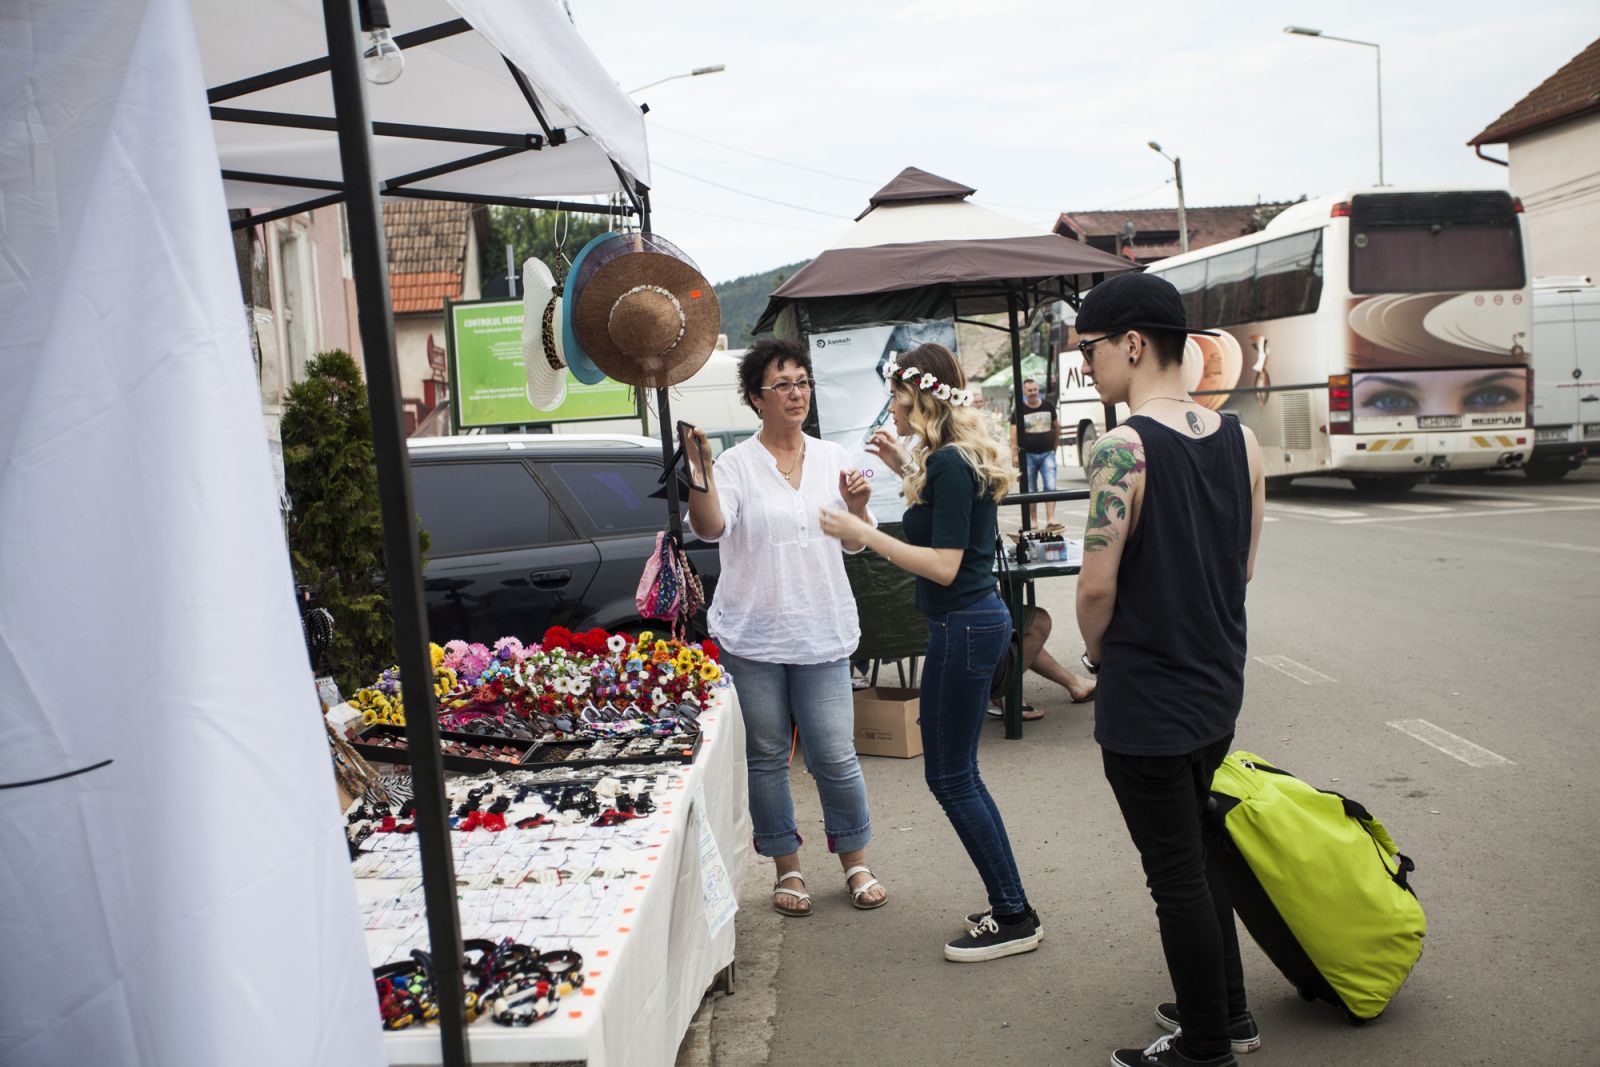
900,446,999,615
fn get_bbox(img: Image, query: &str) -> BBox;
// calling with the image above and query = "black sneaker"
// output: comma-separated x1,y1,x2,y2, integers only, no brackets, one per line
963,909,1045,940
1154,1002,1261,1054
943,911,1042,962
1111,1033,1238,1067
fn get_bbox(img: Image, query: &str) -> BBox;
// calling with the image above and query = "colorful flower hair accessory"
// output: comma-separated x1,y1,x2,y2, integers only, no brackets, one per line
882,354,974,407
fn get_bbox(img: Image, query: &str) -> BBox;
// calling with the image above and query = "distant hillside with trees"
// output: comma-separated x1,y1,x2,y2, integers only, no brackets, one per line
714,260,809,349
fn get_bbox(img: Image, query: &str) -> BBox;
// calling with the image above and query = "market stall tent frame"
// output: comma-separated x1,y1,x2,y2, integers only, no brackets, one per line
753,168,1137,687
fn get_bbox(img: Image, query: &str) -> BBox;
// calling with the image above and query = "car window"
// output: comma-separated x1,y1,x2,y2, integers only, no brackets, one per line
412,461,555,556
545,460,672,535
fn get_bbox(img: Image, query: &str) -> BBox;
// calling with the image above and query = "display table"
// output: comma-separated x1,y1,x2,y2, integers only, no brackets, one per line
356,688,749,1066
996,557,1080,741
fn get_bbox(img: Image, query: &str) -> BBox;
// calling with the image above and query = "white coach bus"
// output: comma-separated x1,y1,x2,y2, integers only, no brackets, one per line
1132,187,1534,491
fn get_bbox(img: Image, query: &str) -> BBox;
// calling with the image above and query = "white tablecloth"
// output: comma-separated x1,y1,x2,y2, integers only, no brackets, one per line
366,688,749,1066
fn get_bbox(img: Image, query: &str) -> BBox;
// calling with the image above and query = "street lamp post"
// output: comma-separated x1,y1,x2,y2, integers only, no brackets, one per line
1147,142,1189,254
1285,26,1384,186
627,64,726,95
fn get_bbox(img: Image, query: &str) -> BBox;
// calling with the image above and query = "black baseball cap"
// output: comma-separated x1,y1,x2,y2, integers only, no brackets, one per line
1075,271,1218,337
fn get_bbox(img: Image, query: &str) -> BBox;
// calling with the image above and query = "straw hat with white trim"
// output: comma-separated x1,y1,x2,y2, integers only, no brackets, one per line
567,232,720,390
521,257,568,412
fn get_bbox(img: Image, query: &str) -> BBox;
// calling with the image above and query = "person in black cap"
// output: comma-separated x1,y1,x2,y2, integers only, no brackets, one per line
1070,272,1267,1067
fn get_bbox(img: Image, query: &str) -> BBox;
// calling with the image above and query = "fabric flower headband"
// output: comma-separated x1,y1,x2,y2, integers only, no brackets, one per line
882,354,975,407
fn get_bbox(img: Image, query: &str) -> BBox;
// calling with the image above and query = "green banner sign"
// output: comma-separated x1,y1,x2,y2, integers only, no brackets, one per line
447,298,637,429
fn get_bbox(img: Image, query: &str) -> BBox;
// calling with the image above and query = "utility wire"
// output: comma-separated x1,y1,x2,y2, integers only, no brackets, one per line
652,162,853,219
649,122,1065,216
663,203,844,236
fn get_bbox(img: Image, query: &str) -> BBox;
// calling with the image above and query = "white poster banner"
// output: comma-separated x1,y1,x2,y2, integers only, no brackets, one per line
811,321,958,524
690,786,738,936
0,2,383,1064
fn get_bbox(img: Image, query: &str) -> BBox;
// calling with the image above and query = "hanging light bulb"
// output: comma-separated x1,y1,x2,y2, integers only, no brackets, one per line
363,27,404,84
357,0,403,84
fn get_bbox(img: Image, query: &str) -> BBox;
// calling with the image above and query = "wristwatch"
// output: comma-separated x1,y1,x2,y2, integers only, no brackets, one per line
1080,653,1099,675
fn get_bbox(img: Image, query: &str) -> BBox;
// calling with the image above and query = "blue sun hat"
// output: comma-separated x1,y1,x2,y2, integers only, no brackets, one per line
560,231,617,384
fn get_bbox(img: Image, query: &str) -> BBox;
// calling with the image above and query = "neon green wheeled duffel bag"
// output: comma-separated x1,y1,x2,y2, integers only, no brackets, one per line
1209,751,1427,1022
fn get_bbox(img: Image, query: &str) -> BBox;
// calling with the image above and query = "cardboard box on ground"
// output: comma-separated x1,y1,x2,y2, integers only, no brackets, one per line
853,687,922,759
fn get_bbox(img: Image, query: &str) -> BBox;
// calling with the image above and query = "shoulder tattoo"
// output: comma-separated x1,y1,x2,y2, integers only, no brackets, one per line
1083,435,1146,552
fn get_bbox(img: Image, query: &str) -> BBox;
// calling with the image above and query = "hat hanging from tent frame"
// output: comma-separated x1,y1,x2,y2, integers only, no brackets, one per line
522,257,568,412
568,232,720,390
560,231,617,385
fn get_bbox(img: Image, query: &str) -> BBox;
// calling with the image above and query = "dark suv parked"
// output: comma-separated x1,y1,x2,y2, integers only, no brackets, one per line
407,434,718,645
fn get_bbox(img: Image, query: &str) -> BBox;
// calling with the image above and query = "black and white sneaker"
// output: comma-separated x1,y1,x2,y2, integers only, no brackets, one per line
1111,1033,1237,1067
943,911,1042,962
963,909,1044,939
1154,1002,1261,1054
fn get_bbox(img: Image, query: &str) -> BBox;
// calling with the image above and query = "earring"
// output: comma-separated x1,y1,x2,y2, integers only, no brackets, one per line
1128,356,1136,365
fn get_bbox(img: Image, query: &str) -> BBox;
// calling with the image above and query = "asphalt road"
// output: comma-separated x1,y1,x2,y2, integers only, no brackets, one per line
702,462,1600,1067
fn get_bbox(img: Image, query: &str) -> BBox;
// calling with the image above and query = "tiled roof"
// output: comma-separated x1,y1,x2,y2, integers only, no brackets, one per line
1470,37,1600,145
383,201,474,314
1054,203,1296,263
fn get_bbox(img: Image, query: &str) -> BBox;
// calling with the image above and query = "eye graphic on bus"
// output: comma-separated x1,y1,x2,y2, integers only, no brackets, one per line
1353,369,1526,422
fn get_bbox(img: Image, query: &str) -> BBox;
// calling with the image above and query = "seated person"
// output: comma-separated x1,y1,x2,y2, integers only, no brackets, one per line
988,605,1096,721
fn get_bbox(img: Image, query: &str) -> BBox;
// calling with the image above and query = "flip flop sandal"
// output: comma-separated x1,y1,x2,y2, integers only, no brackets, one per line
772,870,812,917
1069,686,1096,705
986,703,1041,720
844,865,888,910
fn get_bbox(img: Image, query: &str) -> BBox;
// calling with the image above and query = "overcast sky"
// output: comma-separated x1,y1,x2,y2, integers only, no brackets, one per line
572,1,1595,284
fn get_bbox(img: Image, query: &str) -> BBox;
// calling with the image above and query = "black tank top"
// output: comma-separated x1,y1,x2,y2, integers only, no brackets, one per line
1094,414,1252,756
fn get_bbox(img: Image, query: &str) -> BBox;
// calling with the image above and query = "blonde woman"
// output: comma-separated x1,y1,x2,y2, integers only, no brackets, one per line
819,342,1040,963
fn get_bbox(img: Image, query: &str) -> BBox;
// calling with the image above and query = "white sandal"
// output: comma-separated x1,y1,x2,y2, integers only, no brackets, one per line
844,864,888,910
772,870,812,917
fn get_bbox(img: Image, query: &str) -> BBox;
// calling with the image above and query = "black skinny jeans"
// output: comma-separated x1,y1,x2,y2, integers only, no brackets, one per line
1102,735,1246,1060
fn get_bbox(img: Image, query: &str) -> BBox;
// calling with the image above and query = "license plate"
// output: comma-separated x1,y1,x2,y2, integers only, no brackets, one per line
1536,428,1568,443
1417,415,1461,429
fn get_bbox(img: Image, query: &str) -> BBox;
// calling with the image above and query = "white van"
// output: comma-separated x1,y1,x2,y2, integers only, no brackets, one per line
1528,277,1600,480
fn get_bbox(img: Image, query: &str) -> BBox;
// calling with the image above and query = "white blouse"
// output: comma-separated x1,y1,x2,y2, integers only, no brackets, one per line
689,434,872,664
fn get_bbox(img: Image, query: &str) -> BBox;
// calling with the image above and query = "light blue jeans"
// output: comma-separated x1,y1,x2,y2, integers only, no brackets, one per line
1023,449,1057,492
720,650,873,857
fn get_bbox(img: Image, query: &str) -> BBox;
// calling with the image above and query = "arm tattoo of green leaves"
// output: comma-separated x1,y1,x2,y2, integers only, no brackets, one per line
1083,437,1144,552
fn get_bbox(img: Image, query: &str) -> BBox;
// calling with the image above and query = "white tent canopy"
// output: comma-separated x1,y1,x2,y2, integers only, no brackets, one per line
829,198,1041,249
198,0,650,215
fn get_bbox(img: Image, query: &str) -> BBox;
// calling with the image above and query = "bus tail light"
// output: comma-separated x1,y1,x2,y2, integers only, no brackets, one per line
1329,202,1352,218
1329,374,1352,434
1512,197,1525,213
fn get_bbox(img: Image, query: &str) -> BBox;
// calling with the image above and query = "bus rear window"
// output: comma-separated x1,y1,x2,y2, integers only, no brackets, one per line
1348,192,1524,293
1350,225,1524,293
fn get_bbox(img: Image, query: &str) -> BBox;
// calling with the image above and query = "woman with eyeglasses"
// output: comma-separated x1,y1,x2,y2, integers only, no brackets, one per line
684,338,889,917
819,342,1042,963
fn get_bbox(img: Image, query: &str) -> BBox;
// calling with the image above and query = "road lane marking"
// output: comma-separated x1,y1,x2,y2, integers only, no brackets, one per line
1416,488,1600,505
1366,523,1600,553
1377,503,1449,513
1387,719,1514,767
1334,503,1600,525
1253,655,1336,685
1268,503,1369,520
1475,500,1538,508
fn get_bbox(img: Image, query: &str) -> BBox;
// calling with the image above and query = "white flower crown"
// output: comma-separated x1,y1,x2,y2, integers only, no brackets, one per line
882,354,975,407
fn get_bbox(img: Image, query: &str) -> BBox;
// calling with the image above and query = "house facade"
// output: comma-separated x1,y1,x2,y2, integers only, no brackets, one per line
1469,38,1600,283
1054,202,1297,265
236,201,487,492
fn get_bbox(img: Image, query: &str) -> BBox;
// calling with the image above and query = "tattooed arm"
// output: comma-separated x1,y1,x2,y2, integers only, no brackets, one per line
1075,428,1146,665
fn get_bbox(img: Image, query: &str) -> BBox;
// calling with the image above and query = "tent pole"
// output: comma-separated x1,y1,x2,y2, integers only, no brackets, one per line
321,2,468,1063
1007,290,1028,534
641,189,686,548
